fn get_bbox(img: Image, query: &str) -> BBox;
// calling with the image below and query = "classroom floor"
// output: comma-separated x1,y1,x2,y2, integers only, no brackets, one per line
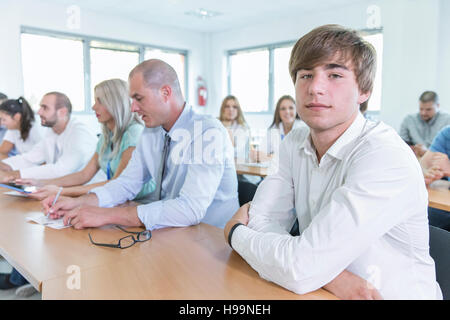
0,256,41,300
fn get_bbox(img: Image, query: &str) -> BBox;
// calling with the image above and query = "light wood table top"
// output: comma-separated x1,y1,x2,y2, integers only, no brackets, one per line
42,224,336,300
427,180,450,212
0,188,336,300
0,188,154,291
235,163,269,177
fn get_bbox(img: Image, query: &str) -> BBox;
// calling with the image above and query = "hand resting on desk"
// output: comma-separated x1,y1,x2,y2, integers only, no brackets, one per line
226,203,383,300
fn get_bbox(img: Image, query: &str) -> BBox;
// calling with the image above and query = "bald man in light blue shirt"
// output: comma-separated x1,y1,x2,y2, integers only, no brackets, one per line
43,59,239,230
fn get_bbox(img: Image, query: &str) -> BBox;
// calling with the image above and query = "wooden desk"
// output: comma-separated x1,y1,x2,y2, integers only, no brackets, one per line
0,188,154,291
427,180,450,212
0,189,336,300
42,225,337,300
235,163,269,177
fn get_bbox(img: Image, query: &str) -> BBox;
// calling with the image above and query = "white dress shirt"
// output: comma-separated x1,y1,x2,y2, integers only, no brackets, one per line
92,104,239,229
2,118,96,179
3,121,43,154
263,119,306,155
231,113,442,300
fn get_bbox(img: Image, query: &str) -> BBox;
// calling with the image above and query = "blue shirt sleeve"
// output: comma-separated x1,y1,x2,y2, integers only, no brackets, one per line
429,125,450,157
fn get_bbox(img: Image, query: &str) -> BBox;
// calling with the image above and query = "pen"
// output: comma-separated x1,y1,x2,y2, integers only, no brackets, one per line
48,187,63,216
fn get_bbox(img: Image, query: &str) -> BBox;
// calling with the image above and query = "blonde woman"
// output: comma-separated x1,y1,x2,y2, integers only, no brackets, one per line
219,95,250,160
17,79,156,200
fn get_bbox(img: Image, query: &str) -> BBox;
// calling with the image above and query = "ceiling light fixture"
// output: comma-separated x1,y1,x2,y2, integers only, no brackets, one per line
185,8,222,19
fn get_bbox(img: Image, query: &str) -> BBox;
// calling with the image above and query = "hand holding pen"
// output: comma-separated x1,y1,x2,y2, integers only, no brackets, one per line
49,187,63,215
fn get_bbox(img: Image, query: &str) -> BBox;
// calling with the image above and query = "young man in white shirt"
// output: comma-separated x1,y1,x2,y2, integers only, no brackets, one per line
224,24,442,300
0,92,96,182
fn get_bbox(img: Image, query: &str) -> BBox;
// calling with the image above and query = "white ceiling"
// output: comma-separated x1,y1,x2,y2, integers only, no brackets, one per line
44,0,366,33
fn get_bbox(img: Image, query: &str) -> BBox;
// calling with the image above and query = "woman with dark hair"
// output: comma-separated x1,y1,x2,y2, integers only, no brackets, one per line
267,95,302,153
254,95,304,163
0,97,41,159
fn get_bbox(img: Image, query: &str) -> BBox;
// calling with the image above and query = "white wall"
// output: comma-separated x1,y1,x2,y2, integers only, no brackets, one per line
1,0,448,134
0,0,208,133
206,0,450,132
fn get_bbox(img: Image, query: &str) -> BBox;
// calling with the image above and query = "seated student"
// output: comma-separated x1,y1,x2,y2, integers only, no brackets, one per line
420,125,450,185
17,79,155,201
224,24,442,300
0,92,96,183
420,125,450,231
399,91,450,158
219,95,251,161
0,97,42,160
0,92,8,148
254,95,304,162
42,59,239,231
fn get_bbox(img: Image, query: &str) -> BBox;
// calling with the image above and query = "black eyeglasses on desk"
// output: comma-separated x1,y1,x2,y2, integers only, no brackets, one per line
88,225,152,249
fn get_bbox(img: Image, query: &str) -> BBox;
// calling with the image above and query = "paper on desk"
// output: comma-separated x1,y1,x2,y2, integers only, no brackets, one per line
243,162,270,168
3,191,30,197
26,212,71,229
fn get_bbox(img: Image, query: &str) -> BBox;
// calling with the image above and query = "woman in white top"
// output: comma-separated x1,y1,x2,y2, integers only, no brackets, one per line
0,97,41,159
219,95,250,160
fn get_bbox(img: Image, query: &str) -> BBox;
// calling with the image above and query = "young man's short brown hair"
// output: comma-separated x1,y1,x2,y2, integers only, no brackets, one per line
289,24,377,94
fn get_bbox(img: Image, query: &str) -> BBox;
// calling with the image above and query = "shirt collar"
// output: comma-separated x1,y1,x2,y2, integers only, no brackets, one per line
164,102,190,139
327,112,366,160
299,112,367,161
418,111,440,126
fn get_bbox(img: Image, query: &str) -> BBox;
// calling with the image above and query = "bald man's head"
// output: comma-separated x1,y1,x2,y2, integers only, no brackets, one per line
129,59,183,98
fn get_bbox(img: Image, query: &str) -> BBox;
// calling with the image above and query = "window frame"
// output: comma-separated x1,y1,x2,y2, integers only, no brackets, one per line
20,26,189,114
227,41,295,115
359,27,383,118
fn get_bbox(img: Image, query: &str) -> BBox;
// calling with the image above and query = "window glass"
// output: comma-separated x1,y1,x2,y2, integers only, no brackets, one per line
145,49,186,97
363,33,383,111
21,33,85,111
229,49,269,112
273,46,295,104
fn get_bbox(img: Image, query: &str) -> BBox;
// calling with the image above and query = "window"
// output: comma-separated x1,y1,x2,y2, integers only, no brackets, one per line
21,33,85,111
20,28,188,112
273,46,295,103
362,31,383,112
90,42,140,105
228,42,295,114
228,31,383,115
229,49,269,112
145,49,186,97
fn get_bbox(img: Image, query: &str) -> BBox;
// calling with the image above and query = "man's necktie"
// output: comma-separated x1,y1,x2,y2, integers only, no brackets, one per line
154,133,171,201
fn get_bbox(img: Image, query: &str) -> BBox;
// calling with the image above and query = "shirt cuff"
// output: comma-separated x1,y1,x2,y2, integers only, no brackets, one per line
230,224,253,255
137,200,163,230
90,187,115,208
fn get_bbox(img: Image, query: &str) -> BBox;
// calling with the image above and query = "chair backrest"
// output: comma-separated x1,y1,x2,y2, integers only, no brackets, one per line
237,180,258,206
429,225,450,300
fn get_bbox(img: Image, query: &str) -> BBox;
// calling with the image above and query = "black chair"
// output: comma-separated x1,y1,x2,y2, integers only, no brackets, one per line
429,225,450,300
237,180,258,206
